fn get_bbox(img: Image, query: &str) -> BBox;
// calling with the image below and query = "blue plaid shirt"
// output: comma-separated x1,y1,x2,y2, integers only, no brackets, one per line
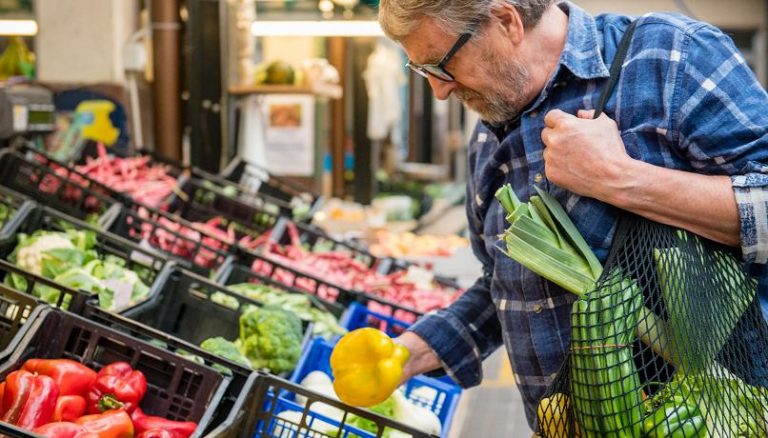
409,1,768,429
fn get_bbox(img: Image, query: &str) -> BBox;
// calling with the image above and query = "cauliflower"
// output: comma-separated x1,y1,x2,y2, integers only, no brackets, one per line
15,233,74,274
239,305,303,373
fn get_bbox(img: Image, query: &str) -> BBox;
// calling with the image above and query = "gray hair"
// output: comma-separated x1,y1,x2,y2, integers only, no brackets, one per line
379,0,554,41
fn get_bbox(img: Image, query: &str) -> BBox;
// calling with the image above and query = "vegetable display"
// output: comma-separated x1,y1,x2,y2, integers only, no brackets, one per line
222,282,346,339
369,231,468,258
0,359,198,437
74,144,178,208
5,229,152,311
277,370,442,438
251,224,460,316
131,209,264,269
199,305,305,374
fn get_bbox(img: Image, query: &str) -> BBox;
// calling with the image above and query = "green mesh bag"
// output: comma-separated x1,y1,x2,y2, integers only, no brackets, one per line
496,191,768,437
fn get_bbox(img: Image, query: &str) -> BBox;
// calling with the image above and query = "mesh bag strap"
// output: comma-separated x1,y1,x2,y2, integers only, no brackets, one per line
593,20,638,118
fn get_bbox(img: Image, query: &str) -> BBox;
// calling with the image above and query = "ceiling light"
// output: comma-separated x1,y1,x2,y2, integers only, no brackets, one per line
251,20,383,37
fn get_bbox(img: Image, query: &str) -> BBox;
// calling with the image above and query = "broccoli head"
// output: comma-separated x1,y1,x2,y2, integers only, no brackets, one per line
239,305,304,373
200,337,251,369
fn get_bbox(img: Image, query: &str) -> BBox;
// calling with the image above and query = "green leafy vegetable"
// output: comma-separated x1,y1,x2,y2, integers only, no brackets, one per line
239,305,303,373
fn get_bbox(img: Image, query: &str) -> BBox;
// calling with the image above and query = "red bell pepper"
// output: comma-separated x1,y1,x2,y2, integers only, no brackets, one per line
0,380,6,413
1,370,34,423
16,374,58,429
131,407,197,438
35,410,133,438
86,362,147,414
34,422,87,438
54,395,87,422
23,358,98,397
137,429,182,438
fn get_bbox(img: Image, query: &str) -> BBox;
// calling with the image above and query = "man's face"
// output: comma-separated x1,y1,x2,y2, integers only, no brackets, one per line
401,18,533,124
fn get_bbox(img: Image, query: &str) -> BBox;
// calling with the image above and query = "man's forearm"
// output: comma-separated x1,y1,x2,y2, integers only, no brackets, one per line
605,159,740,247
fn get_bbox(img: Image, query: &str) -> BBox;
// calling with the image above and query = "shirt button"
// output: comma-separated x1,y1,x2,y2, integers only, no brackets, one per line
533,304,543,313
534,173,543,183
529,110,539,118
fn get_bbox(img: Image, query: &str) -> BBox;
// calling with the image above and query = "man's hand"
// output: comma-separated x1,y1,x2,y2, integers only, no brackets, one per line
394,332,442,384
540,109,634,202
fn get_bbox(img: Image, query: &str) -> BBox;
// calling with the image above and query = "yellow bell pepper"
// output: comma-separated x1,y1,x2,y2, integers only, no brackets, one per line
537,393,580,438
330,328,410,407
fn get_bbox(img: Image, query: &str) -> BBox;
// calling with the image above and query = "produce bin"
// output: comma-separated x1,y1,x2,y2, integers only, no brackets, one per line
0,206,172,313
117,267,314,374
339,302,458,387
0,186,35,240
0,147,123,221
217,259,350,318
0,259,92,313
78,143,304,224
221,156,323,219
339,302,410,337
81,302,260,438
291,337,461,438
268,217,380,268
0,275,50,358
170,176,298,221
107,204,235,275
222,251,428,324
165,176,282,236
0,306,229,437
250,372,434,438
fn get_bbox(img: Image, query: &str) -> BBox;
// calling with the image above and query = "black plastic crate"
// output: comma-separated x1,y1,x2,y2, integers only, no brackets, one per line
0,422,42,437
0,147,123,221
220,251,427,324
218,259,351,318
222,156,323,218
166,177,282,236
173,176,297,220
119,267,314,373
268,217,381,269
0,186,34,240
81,302,259,438
0,206,171,312
107,204,235,275
250,373,433,438
0,277,50,359
0,259,91,313
1,307,228,437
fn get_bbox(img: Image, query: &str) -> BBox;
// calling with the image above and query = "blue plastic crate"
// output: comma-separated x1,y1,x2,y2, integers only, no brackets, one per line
289,337,461,438
339,303,458,387
339,302,410,337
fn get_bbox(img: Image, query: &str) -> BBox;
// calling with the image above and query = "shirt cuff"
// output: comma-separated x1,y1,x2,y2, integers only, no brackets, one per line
408,311,485,389
732,176,768,267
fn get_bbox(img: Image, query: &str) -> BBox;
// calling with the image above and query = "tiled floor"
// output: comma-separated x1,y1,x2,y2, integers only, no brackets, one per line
449,350,531,437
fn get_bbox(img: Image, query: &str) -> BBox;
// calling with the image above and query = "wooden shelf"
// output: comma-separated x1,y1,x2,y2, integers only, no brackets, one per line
228,84,343,99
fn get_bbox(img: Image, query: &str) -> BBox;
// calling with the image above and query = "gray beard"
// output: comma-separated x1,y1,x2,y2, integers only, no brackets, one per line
454,56,530,124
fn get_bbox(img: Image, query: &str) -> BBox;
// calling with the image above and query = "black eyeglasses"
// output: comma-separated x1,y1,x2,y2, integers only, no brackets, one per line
406,32,473,82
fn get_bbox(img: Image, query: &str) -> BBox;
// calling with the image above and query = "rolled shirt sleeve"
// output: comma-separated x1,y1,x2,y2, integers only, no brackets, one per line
671,23,768,270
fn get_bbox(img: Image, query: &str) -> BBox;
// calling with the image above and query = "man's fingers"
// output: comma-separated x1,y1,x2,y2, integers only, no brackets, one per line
577,109,596,119
541,127,553,147
544,109,571,128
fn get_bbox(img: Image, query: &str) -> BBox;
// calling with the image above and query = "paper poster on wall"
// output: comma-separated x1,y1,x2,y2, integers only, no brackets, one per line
262,95,315,176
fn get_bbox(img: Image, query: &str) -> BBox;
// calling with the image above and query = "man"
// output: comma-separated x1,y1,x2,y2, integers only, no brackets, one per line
378,0,768,431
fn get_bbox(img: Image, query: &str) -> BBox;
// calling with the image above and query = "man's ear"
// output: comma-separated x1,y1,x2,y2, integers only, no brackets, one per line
490,2,524,44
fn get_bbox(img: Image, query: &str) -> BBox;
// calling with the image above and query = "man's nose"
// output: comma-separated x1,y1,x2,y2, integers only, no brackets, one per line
426,75,458,100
